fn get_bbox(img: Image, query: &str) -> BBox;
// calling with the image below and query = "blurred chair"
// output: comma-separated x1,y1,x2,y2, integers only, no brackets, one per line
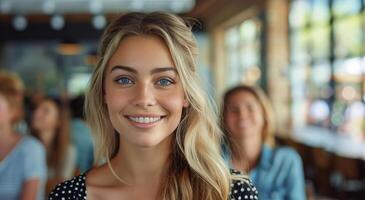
330,155,365,200
311,147,333,197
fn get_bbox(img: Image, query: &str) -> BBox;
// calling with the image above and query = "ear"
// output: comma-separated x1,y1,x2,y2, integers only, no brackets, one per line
183,99,189,108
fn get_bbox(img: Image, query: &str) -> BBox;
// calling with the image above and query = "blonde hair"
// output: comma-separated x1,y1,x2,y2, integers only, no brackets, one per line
221,84,276,147
85,12,235,199
0,70,24,124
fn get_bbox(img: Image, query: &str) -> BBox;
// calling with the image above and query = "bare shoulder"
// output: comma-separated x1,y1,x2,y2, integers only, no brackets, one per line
48,164,114,200
86,164,111,186
85,164,121,199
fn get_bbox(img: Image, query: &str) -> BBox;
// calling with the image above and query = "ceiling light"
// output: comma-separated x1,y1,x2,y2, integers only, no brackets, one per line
0,0,196,15
12,15,27,31
50,15,65,30
131,0,144,10
42,0,56,14
89,0,102,14
170,1,184,12
92,14,106,30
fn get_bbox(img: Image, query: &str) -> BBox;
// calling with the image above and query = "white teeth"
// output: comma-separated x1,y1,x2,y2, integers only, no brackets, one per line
129,116,161,123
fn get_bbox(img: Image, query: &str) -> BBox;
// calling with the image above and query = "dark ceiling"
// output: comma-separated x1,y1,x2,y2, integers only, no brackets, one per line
0,0,263,41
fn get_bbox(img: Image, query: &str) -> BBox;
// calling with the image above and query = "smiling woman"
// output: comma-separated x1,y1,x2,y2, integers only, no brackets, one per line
48,12,258,200
221,85,305,200
104,35,188,149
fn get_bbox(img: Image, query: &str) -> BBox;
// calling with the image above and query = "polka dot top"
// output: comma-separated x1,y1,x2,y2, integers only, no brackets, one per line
229,169,259,200
48,169,258,200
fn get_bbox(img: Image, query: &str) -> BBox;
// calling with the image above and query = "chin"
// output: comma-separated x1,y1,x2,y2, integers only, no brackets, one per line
134,135,172,148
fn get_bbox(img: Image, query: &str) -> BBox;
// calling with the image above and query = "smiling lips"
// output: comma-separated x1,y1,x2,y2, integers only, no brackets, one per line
238,121,250,128
126,115,165,128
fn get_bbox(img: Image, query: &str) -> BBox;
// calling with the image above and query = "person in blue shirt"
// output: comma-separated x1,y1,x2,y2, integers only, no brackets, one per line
0,70,47,200
221,84,306,200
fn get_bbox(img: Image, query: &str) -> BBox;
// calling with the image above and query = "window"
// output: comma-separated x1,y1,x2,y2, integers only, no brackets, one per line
334,15,363,58
224,18,262,88
289,0,365,140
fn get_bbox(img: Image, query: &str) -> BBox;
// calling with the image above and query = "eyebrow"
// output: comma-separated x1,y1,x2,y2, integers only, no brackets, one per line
110,65,177,74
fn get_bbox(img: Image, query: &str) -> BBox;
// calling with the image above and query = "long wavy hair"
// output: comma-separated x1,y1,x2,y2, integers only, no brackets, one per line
85,12,237,199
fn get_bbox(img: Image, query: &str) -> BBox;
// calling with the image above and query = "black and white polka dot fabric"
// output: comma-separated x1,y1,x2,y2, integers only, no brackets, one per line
48,175,86,200
230,169,259,200
48,170,258,200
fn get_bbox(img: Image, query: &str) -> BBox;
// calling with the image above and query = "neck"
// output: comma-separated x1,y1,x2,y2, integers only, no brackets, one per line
111,136,172,186
230,134,262,173
38,130,56,148
0,125,14,142
0,124,20,154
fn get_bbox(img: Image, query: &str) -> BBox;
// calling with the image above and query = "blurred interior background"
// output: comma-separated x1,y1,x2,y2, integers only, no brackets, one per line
1,0,365,199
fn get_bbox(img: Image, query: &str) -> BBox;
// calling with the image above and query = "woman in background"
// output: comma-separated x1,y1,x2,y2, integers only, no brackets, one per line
0,70,47,200
222,84,306,200
48,12,258,200
30,97,76,194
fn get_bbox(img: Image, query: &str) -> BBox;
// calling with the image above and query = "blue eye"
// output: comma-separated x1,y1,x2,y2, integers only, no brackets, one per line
115,77,133,85
157,78,173,87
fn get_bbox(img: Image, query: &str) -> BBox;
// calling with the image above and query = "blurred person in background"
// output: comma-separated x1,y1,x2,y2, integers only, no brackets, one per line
30,97,76,194
70,95,94,173
221,84,306,200
24,90,45,130
0,70,47,200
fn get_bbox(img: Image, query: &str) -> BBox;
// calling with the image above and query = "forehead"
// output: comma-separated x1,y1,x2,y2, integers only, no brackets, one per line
227,90,259,105
39,100,57,110
107,35,175,71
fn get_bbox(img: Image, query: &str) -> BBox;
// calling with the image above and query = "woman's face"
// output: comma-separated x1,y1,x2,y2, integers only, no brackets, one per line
104,35,188,148
224,90,264,141
0,93,12,127
32,100,60,132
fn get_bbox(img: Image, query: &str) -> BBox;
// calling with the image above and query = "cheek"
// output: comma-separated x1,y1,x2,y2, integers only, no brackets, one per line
225,112,236,124
105,92,127,113
163,94,185,115
254,113,265,127
224,114,236,132
43,114,58,128
0,104,8,115
104,82,127,108
0,106,12,122
33,111,43,124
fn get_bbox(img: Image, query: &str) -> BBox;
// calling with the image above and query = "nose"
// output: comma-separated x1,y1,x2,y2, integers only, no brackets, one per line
238,108,248,119
133,83,157,107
